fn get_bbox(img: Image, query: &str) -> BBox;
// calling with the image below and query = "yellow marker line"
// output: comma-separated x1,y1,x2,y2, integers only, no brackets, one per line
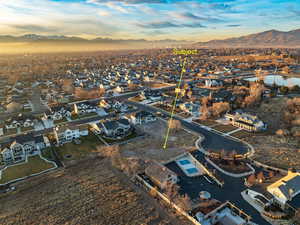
163,57,187,149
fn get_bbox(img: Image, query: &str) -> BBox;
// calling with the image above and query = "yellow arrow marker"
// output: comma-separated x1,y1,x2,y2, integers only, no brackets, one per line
163,57,187,149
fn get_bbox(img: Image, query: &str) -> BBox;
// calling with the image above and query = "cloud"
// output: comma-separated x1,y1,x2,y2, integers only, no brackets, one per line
173,12,203,20
137,21,179,29
290,9,300,16
87,0,168,4
137,21,206,29
172,12,225,23
98,9,111,16
11,24,59,33
105,2,129,13
227,24,240,27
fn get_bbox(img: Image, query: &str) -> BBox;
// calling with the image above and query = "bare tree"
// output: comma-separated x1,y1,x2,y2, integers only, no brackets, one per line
168,119,182,132
176,194,192,212
211,102,230,117
257,171,265,183
165,182,180,202
247,174,256,186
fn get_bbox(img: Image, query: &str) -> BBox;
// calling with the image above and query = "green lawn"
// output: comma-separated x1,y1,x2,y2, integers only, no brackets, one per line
41,147,55,161
54,134,104,161
4,128,18,136
0,155,56,185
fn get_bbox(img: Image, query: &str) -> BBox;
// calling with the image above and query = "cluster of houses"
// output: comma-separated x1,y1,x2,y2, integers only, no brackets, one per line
0,133,51,165
0,108,158,165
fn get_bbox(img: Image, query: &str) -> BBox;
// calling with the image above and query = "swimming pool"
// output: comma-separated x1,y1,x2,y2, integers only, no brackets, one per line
179,159,191,165
186,168,198,174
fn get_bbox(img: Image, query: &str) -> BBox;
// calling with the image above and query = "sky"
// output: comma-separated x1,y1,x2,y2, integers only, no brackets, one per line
0,0,299,41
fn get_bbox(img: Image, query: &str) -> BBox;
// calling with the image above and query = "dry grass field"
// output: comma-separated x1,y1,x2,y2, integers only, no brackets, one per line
247,135,300,170
243,97,300,170
120,120,199,162
0,157,192,225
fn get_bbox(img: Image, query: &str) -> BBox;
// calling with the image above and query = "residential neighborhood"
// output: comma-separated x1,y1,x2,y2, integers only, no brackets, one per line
0,46,300,225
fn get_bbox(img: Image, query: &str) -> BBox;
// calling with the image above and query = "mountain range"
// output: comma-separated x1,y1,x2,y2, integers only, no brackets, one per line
195,29,300,48
0,29,300,53
0,34,188,45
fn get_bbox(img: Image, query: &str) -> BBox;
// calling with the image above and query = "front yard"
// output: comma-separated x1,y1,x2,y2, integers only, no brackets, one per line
213,124,238,133
71,112,98,121
101,129,141,145
0,155,56,185
54,134,104,161
193,119,219,127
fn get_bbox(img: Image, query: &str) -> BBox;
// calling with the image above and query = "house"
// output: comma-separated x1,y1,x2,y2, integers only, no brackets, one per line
46,105,72,121
53,124,89,145
195,201,252,225
129,111,156,125
267,171,300,207
5,115,35,129
205,79,223,88
225,111,267,132
145,161,178,189
179,102,200,117
73,101,98,115
0,134,50,165
100,118,132,138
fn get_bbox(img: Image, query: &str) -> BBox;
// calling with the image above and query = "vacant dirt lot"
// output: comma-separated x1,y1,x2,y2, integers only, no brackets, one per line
244,97,300,170
121,120,199,162
246,97,286,133
0,157,192,225
247,135,300,170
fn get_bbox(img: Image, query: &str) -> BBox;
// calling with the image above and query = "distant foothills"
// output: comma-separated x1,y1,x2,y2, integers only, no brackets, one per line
195,28,300,48
0,28,299,54
0,34,189,45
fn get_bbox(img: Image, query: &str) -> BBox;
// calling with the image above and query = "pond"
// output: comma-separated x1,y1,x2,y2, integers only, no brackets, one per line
245,75,300,87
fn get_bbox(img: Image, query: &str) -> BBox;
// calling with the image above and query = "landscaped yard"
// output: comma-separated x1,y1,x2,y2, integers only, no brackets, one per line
101,130,141,145
213,124,238,133
193,119,219,127
0,155,56,185
54,134,104,161
231,130,253,139
4,128,18,136
71,112,98,120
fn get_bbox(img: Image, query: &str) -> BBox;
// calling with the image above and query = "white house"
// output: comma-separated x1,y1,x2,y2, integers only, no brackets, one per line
53,124,89,145
225,111,267,132
267,171,300,207
0,134,50,165
179,102,200,117
101,118,132,138
129,111,156,125
205,79,223,88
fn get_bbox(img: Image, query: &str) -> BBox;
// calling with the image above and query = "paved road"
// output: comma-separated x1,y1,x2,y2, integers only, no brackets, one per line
30,87,49,114
126,101,271,224
126,101,248,154
167,161,270,225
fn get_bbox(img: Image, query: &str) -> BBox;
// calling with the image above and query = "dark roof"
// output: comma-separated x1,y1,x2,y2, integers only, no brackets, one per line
15,133,35,143
118,118,130,126
102,121,119,130
136,111,154,118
